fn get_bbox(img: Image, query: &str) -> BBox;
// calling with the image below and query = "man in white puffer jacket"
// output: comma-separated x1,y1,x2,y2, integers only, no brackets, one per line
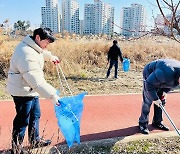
7,27,60,153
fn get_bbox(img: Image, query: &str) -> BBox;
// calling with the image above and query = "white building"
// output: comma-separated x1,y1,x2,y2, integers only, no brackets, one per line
84,4,95,34
121,3,146,37
84,0,114,35
61,0,80,34
41,0,60,33
79,20,84,35
94,0,114,35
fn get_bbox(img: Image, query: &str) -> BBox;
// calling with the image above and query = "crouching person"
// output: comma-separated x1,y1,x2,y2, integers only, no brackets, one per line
7,27,60,153
138,59,180,134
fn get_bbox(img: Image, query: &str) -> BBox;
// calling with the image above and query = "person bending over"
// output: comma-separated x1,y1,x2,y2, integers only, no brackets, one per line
138,58,180,134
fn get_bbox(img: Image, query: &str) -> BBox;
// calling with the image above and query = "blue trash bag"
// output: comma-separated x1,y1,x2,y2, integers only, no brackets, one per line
122,58,130,72
54,92,86,148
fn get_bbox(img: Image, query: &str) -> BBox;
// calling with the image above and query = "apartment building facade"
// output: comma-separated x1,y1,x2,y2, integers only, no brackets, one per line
61,0,80,34
84,4,95,34
41,0,60,33
121,3,146,37
84,0,114,35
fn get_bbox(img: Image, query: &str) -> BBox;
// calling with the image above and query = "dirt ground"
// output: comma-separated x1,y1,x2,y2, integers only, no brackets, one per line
53,66,179,96
55,67,143,97
1,66,179,100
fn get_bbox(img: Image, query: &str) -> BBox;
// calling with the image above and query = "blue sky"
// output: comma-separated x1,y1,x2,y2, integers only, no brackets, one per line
0,0,168,32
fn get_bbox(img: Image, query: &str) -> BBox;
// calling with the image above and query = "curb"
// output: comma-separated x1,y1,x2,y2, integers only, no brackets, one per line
33,131,179,153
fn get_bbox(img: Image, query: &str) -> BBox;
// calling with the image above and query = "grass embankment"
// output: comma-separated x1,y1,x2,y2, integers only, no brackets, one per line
54,136,180,153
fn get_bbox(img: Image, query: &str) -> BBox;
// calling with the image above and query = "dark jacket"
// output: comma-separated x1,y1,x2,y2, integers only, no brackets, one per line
108,44,123,62
143,59,180,101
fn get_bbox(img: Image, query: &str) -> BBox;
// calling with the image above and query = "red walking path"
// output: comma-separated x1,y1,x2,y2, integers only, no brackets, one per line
0,93,180,151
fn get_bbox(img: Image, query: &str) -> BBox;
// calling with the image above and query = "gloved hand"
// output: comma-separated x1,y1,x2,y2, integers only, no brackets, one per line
51,55,60,64
52,94,60,106
161,92,167,101
160,92,167,106
153,99,162,107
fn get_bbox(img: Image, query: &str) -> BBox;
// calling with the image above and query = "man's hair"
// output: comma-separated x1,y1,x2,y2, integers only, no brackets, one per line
32,27,55,43
113,40,117,44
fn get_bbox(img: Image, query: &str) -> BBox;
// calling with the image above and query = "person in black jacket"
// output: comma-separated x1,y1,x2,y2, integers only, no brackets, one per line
106,40,123,79
138,59,180,134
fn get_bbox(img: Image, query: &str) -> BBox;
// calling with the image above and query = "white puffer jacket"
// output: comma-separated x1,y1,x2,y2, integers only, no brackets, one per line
7,35,57,99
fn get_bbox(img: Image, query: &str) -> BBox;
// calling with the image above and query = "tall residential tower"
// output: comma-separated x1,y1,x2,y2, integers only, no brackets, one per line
61,0,80,34
84,0,114,35
121,3,146,37
84,3,95,34
41,0,60,33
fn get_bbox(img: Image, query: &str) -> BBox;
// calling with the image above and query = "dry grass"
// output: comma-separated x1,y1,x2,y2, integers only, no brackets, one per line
0,34,180,99
52,136,180,154
0,34,180,76
47,35,180,76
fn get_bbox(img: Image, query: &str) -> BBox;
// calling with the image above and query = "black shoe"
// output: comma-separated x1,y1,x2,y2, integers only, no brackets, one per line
139,125,149,134
31,139,52,148
152,123,169,131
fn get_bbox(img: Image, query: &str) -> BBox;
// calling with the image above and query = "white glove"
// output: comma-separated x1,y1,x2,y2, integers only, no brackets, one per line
51,55,60,64
161,92,167,100
51,94,60,106
153,99,162,107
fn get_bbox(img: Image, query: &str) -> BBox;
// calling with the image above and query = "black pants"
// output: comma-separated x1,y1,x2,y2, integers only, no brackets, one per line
106,60,119,78
139,90,165,127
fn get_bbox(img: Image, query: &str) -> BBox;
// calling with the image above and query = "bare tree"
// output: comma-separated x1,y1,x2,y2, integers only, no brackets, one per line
156,0,180,42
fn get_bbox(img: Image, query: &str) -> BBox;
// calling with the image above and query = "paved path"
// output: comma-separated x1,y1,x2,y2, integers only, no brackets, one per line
0,93,180,151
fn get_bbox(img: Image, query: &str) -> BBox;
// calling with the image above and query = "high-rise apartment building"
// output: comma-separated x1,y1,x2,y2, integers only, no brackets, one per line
41,0,60,33
61,0,80,34
94,0,114,35
84,4,95,34
84,0,114,35
121,3,146,37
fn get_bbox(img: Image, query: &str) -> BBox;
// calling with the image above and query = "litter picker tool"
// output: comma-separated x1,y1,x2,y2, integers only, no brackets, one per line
55,64,73,97
159,103,180,136
54,63,86,148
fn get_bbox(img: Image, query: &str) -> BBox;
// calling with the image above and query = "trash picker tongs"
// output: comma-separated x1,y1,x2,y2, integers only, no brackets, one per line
55,63,78,121
159,103,180,136
55,64,73,97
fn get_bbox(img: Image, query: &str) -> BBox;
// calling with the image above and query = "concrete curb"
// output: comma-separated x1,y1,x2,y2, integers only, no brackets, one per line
34,131,179,153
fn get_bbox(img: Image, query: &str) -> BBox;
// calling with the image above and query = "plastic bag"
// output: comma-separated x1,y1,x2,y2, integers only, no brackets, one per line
54,92,86,148
122,58,130,72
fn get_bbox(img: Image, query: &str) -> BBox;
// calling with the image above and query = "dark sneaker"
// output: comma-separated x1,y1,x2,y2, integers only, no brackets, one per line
152,123,169,131
139,125,149,134
31,139,52,148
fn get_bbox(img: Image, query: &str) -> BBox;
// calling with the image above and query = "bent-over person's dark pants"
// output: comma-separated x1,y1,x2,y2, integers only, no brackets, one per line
139,89,164,127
